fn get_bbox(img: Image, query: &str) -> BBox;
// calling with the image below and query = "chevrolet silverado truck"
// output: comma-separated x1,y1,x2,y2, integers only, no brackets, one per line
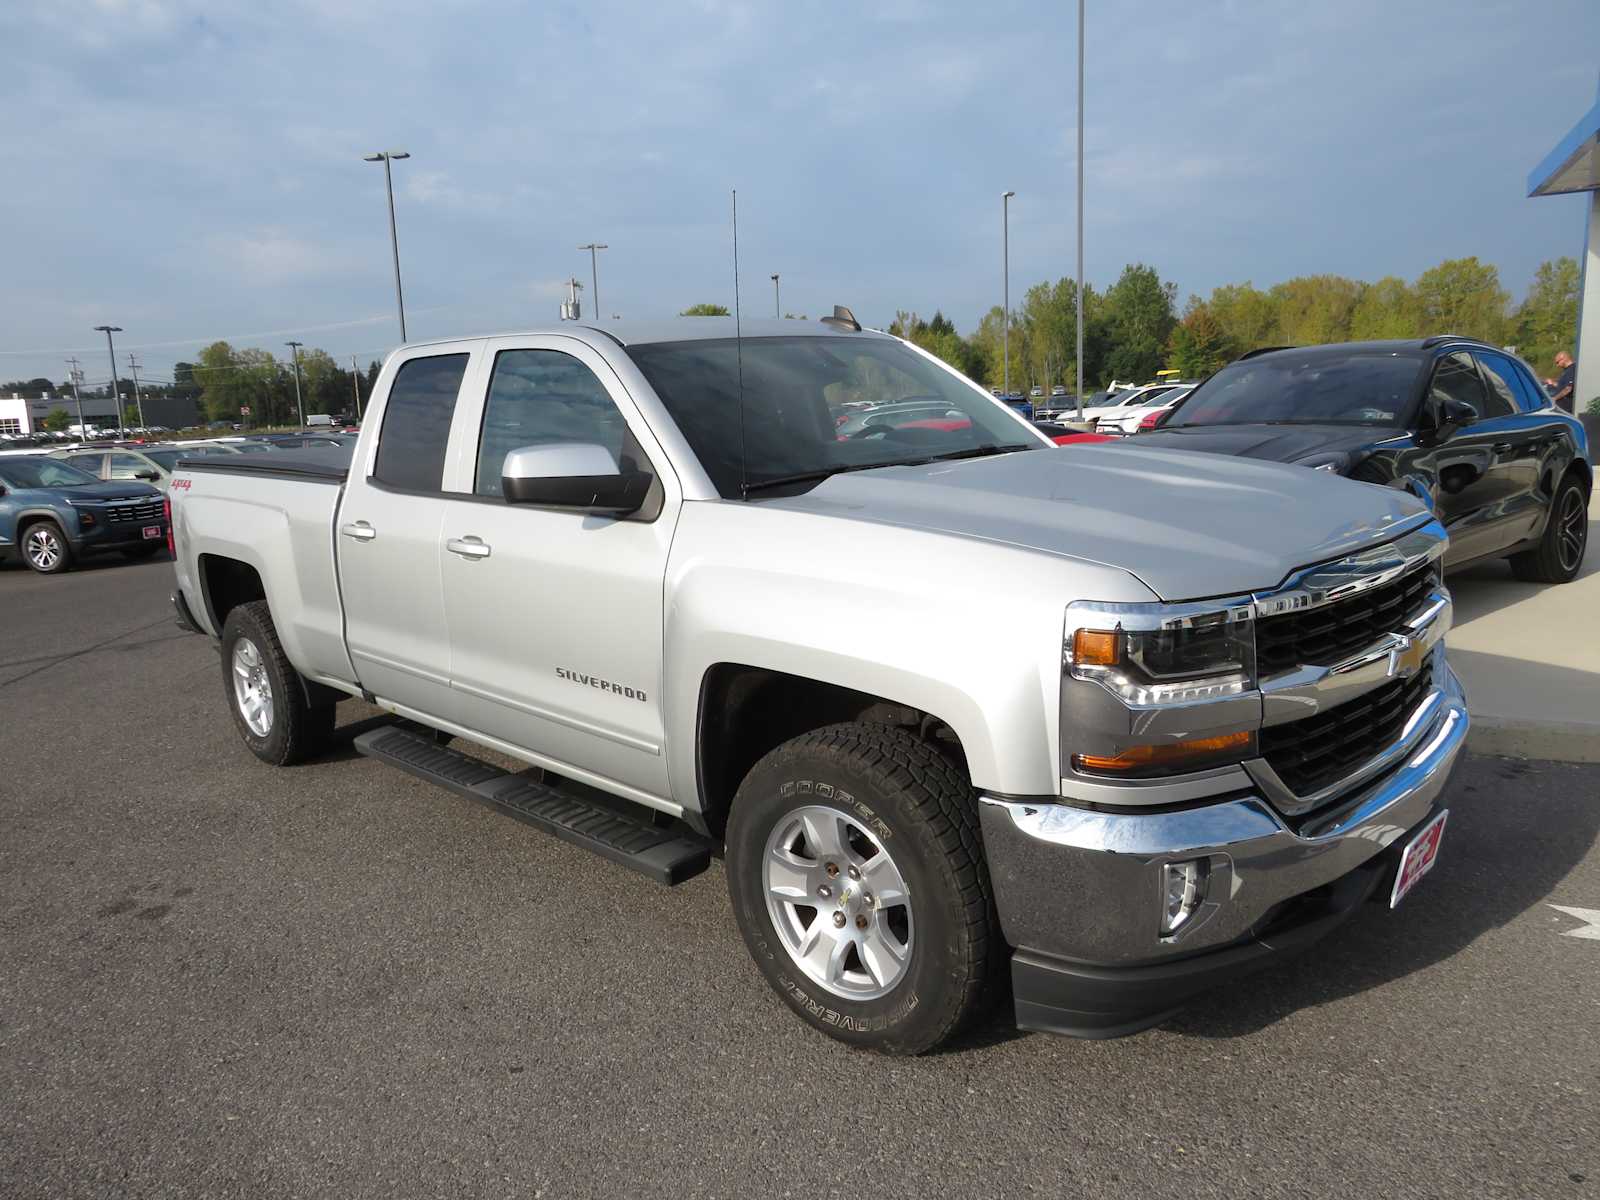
169,314,1468,1053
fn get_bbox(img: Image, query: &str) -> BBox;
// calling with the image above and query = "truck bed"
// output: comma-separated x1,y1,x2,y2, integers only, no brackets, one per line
176,448,351,482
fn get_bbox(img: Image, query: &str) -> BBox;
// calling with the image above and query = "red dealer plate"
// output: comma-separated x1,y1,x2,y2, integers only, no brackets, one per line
1390,810,1448,908
142,525,161,540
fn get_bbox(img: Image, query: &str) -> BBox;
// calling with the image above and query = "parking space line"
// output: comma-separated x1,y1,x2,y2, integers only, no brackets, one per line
1548,905,1600,940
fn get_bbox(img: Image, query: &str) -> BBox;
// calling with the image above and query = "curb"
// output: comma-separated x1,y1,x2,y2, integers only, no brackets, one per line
1466,716,1600,764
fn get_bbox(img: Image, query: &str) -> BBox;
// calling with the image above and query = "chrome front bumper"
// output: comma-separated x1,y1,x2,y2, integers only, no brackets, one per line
980,657,1469,969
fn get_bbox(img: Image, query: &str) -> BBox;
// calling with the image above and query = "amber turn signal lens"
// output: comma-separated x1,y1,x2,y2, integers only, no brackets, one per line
1072,628,1120,667
1073,730,1253,775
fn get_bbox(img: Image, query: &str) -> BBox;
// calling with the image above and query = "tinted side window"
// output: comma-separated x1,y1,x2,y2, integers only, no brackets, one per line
1504,356,1548,412
473,350,627,497
373,354,469,492
1429,352,1490,417
1470,353,1520,419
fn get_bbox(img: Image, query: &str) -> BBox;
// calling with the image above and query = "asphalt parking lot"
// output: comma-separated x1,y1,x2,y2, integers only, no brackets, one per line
2,557,1597,1199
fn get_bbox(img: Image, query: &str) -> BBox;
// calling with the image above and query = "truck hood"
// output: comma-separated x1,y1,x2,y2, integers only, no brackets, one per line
38,481,163,502
1131,423,1397,464
761,444,1430,600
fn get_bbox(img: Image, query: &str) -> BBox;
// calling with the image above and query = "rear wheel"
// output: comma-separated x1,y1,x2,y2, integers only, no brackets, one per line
220,600,335,765
21,520,71,574
725,723,997,1054
1510,475,1588,583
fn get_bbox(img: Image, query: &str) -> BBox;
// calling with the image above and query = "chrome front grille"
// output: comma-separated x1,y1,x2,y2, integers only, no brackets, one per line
1255,562,1436,676
106,500,164,524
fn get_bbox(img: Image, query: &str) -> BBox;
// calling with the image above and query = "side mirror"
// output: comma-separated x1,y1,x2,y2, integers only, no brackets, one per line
136,469,160,481
1429,396,1478,441
501,443,652,515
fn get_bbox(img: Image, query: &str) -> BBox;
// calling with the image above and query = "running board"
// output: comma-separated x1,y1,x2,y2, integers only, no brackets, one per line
353,725,711,885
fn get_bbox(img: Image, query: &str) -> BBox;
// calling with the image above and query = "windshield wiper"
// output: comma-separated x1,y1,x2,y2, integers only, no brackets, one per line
742,443,1031,496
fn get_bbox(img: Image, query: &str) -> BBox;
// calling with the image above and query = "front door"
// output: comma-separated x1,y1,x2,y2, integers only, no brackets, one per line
1423,351,1523,566
435,337,679,802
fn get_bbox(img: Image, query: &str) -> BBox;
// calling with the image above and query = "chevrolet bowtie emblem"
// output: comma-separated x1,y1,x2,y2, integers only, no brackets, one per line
1389,633,1427,678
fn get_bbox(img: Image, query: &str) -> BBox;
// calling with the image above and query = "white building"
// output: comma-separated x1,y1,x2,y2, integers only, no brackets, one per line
0,392,120,436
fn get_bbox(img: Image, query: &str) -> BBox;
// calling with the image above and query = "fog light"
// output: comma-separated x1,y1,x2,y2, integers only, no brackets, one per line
1162,859,1209,936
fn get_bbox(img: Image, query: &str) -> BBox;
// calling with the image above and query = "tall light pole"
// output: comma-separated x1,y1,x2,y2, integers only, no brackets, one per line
126,353,147,430
1001,191,1015,398
771,273,781,318
65,358,87,438
578,243,608,321
285,341,305,428
364,151,411,341
94,325,124,435
351,355,364,420
1075,0,1086,421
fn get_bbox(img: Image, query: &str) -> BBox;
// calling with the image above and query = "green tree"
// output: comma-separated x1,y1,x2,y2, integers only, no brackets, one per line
1513,257,1580,374
1414,256,1508,343
1349,276,1421,340
40,408,71,432
1270,275,1362,344
680,303,730,316
1167,299,1235,377
1207,283,1279,351
1101,264,1176,382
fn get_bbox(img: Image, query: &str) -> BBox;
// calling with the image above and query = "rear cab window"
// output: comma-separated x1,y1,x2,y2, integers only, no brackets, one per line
372,353,471,492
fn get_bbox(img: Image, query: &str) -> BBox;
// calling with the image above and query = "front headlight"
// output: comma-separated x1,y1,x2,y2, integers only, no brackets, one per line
1065,600,1255,706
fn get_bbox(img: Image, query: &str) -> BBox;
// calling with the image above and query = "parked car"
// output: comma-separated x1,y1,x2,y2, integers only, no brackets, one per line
835,401,966,438
52,443,237,492
1082,382,1184,430
170,315,1468,1053
0,455,167,573
1135,338,1591,581
1093,385,1197,436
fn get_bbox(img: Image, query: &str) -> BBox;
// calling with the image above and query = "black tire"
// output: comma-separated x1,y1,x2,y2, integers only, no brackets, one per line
1509,474,1588,584
219,600,335,766
19,519,72,574
122,543,163,561
726,722,997,1055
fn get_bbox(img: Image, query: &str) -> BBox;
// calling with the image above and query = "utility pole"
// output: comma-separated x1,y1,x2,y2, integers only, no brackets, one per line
285,341,305,428
578,243,608,321
351,355,363,420
771,273,780,318
126,354,147,430
94,325,124,435
363,151,411,341
65,358,87,438
1075,0,1086,421
1001,192,1015,398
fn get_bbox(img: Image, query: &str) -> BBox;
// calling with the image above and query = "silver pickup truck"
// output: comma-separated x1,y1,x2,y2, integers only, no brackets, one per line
170,314,1468,1053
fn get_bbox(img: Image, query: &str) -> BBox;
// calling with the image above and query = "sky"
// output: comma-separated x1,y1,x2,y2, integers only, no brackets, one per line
2,0,1598,389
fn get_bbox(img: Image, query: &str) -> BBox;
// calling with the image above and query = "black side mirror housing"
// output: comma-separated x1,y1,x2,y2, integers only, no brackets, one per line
1421,396,1477,443
136,469,160,481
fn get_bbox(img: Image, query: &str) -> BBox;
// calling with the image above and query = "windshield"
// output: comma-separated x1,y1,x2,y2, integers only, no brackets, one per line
0,456,100,489
1168,352,1422,428
628,335,1040,496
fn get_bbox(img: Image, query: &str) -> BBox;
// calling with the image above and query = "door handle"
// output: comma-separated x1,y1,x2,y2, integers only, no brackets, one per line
1492,442,1515,454
340,521,377,542
446,536,491,560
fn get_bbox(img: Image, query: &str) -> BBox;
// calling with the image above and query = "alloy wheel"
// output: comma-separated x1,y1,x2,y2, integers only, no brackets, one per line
231,637,274,737
24,526,61,571
763,804,914,1000
1557,488,1587,574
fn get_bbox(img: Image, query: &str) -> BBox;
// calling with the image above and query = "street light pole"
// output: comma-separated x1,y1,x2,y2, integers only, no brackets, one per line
285,341,305,428
126,354,147,430
94,326,124,436
351,355,364,420
1002,191,1015,398
578,243,608,321
1075,0,1086,421
364,151,411,341
771,274,780,318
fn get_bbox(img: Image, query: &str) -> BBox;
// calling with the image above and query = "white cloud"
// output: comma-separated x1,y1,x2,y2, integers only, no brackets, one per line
199,229,354,286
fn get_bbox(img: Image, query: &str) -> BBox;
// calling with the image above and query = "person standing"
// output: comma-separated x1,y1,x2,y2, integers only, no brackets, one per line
1546,350,1576,414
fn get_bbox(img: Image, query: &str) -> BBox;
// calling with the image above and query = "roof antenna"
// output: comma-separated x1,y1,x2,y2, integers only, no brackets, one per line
732,188,749,500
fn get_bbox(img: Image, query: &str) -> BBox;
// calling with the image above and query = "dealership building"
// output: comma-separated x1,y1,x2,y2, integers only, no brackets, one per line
0,390,198,435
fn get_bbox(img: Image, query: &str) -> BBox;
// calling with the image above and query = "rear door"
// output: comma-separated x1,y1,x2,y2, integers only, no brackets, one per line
66,451,108,480
434,335,680,802
1473,349,1562,546
336,347,478,721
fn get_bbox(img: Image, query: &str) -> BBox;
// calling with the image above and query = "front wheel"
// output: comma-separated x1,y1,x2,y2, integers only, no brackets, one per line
21,521,72,574
220,600,334,766
1510,475,1588,583
726,723,997,1054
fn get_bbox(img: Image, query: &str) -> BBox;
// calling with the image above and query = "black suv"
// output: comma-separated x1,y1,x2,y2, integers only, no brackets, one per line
1136,338,1591,583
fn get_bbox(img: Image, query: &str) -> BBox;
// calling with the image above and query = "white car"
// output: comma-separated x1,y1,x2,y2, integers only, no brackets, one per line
1094,385,1196,435
1083,383,1182,431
